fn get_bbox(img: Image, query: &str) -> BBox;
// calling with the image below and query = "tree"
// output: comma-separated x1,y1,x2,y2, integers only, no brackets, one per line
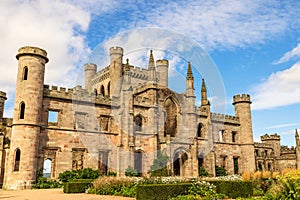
149,151,170,177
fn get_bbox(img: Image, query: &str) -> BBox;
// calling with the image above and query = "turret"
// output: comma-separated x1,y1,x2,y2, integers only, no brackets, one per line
148,50,156,82
0,91,7,119
261,133,281,157
233,94,255,172
124,59,131,86
109,46,123,97
4,46,48,189
84,63,97,92
296,129,300,169
156,59,169,87
186,62,194,97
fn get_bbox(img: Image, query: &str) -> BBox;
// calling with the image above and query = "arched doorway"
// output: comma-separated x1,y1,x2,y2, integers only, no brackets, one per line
134,151,143,176
173,151,188,176
164,98,178,137
43,159,52,178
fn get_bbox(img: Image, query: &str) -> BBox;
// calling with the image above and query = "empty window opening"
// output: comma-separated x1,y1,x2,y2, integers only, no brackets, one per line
100,85,105,96
258,163,263,171
14,149,21,171
107,82,110,97
43,159,52,178
219,130,224,142
134,115,142,132
23,66,28,80
197,123,203,137
268,163,272,171
48,111,58,126
20,102,25,119
233,157,239,174
232,131,237,143
94,88,98,97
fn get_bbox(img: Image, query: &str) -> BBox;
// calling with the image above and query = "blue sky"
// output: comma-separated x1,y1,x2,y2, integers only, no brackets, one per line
1,0,300,146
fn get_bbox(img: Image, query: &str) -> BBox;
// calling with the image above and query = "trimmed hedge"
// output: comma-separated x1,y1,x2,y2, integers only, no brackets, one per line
210,180,253,198
136,181,253,199
136,183,190,200
63,180,93,193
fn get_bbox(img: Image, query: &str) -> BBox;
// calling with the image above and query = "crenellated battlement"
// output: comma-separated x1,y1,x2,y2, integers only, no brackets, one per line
211,112,239,124
109,46,123,55
131,66,148,80
16,46,48,62
261,133,281,141
156,59,169,66
0,91,7,99
43,85,112,105
84,63,97,71
233,94,251,104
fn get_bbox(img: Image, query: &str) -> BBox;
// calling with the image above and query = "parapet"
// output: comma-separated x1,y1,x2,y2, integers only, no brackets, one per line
16,46,48,63
0,91,7,100
232,94,251,105
84,63,97,71
211,112,240,124
109,46,123,56
156,59,169,66
261,133,281,141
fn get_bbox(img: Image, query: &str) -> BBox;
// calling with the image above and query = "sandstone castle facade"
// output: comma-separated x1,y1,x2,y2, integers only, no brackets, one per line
0,46,299,189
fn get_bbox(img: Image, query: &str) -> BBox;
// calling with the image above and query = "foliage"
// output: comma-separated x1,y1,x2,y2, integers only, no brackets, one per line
140,176,191,185
136,183,191,200
107,171,117,176
125,166,138,177
89,176,138,197
187,181,224,199
198,166,209,177
215,165,227,176
149,151,170,177
32,170,62,189
63,181,93,193
58,168,99,182
265,169,300,199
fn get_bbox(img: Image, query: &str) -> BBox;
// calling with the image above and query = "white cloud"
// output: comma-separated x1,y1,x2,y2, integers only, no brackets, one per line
0,0,117,117
251,62,300,110
273,43,300,64
266,123,300,129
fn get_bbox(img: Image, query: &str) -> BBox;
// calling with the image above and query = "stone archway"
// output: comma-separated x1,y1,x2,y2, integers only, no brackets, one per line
173,151,188,176
164,97,178,137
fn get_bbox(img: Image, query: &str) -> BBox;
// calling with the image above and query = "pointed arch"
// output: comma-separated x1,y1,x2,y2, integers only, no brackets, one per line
14,148,21,171
134,114,143,133
173,148,188,176
20,102,25,119
107,82,110,97
23,66,28,80
164,97,179,137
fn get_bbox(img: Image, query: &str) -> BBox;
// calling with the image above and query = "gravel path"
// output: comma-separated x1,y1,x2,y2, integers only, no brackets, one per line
0,188,135,200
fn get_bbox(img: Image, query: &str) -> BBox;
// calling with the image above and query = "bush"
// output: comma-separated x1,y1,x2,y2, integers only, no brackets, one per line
149,151,170,177
209,180,253,198
198,166,209,177
125,166,138,177
187,181,224,199
215,165,227,176
63,181,93,193
107,171,117,176
136,183,191,200
58,168,99,182
32,176,62,189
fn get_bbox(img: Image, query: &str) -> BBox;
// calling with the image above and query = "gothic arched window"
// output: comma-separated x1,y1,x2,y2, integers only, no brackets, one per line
100,85,105,96
134,115,142,132
197,123,203,137
20,102,25,119
23,66,28,80
14,148,21,171
107,82,110,97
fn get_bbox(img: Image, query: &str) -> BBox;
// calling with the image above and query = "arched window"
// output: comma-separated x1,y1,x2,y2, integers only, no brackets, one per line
197,123,203,137
94,88,98,97
164,98,178,137
20,102,25,119
100,85,105,96
43,159,52,178
134,115,142,132
107,82,110,97
23,66,28,80
14,148,21,171
268,163,272,171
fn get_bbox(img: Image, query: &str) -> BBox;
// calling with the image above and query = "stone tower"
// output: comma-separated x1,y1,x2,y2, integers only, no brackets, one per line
0,91,7,119
261,133,281,157
84,63,97,92
109,46,123,97
233,94,255,172
4,46,48,189
156,59,169,87
295,129,300,169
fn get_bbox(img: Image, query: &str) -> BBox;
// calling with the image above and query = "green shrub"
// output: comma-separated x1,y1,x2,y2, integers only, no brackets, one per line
58,168,99,182
63,181,93,193
149,151,170,177
136,183,191,200
107,171,117,176
32,176,62,189
215,165,227,176
198,166,209,177
125,166,138,177
188,181,224,199
209,180,253,198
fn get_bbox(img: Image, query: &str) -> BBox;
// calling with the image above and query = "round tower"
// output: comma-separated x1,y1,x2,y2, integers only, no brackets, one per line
233,94,255,172
0,91,7,119
156,59,169,87
109,47,123,97
4,46,48,189
84,63,97,92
